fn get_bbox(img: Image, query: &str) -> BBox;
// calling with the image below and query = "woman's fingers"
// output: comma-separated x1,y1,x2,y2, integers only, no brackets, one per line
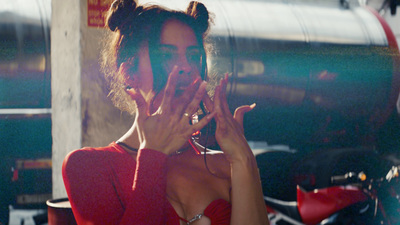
202,93,214,112
118,62,128,76
213,74,231,116
219,74,233,118
213,74,255,140
190,111,216,134
126,88,148,120
160,65,179,111
173,78,202,115
213,84,229,132
234,103,256,130
201,75,230,114
119,62,137,89
182,81,207,116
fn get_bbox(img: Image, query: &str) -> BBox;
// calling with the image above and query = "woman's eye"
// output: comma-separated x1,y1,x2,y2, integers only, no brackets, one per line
187,52,201,64
161,52,173,60
157,47,175,61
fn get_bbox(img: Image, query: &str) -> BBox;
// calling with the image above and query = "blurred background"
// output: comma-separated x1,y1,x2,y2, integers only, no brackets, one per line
0,0,399,224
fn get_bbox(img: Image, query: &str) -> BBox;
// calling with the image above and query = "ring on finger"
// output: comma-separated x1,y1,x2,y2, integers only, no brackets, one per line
183,112,190,117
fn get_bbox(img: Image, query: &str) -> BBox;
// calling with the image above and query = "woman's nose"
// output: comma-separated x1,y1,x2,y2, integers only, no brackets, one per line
177,56,192,75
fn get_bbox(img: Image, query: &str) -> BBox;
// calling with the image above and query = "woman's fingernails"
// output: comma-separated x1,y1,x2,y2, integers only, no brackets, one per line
125,86,138,96
199,81,208,92
191,78,201,85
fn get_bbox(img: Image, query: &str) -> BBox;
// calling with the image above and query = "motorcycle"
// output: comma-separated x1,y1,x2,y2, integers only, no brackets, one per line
256,147,400,225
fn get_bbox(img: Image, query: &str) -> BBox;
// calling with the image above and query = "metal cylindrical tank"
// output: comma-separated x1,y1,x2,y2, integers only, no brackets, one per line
202,1,400,149
0,0,51,109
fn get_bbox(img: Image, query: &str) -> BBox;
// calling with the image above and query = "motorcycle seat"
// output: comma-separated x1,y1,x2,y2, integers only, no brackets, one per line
264,196,302,221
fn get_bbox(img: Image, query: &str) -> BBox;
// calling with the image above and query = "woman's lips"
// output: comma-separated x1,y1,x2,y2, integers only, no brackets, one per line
175,85,187,96
175,81,191,95
174,78,200,96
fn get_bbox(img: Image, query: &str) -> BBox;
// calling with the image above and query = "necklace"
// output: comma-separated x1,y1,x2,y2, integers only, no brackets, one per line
115,141,189,155
116,141,138,151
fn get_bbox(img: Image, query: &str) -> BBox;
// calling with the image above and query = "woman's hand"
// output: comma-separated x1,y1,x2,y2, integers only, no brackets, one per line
203,74,255,163
126,66,215,155
205,75,270,225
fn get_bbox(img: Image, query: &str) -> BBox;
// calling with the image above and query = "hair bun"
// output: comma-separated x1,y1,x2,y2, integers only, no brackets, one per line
186,1,211,35
106,0,137,31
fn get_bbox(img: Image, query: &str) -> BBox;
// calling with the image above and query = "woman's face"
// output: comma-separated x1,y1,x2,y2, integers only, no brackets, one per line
122,18,202,113
151,19,202,112
158,19,202,91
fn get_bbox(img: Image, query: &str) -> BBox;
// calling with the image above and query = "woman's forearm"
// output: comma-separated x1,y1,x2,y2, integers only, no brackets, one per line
230,153,269,225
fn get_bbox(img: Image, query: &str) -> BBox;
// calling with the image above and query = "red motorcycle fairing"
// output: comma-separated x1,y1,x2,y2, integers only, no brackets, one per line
297,185,368,225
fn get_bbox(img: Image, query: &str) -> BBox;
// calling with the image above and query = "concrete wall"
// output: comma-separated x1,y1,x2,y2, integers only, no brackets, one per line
51,0,82,198
51,0,132,198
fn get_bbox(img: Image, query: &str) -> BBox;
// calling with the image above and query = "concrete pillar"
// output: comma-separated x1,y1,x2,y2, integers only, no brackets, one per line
51,0,82,199
51,0,132,198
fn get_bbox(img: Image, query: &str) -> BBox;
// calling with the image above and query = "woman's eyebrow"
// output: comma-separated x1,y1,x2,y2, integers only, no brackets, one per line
187,46,200,51
159,44,200,51
159,44,177,50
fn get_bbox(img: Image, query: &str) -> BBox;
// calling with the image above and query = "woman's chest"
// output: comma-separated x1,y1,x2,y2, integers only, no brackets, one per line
165,156,231,222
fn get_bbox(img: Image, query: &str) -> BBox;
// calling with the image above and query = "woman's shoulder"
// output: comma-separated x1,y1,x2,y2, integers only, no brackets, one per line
62,142,125,173
65,142,117,159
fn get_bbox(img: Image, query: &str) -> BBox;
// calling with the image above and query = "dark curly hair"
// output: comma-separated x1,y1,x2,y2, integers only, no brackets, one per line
101,0,213,114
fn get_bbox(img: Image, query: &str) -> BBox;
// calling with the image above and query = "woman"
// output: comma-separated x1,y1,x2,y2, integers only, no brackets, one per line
62,0,269,224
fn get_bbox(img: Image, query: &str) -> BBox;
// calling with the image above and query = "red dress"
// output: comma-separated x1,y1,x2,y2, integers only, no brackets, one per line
62,142,231,225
